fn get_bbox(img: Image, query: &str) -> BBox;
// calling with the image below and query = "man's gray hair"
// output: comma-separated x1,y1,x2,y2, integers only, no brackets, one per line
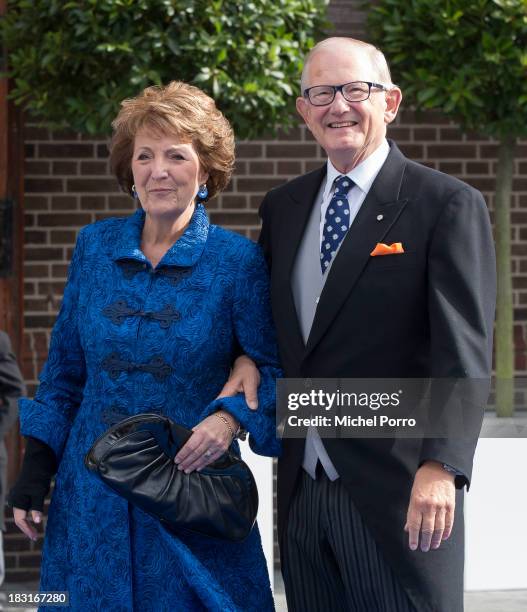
300,37,394,93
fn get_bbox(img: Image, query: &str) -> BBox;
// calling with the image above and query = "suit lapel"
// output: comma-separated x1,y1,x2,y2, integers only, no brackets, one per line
304,144,409,357
272,166,326,354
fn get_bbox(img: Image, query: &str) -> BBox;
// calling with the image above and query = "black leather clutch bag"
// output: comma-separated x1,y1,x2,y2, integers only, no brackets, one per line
85,413,258,542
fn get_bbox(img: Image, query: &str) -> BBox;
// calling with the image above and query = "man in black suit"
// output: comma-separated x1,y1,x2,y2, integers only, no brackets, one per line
0,331,25,586
222,37,495,611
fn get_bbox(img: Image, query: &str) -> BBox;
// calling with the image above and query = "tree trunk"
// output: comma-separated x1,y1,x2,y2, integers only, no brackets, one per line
495,136,516,417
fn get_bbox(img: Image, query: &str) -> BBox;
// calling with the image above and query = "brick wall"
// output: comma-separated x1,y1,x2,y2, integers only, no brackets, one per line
20,118,527,396
6,0,527,580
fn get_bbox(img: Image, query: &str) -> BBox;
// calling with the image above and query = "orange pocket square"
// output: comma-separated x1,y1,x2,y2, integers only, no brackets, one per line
370,242,405,256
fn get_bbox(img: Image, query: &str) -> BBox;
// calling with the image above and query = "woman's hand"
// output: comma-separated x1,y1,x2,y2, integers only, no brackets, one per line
174,411,239,473
13,508,42,541
8,436,57,541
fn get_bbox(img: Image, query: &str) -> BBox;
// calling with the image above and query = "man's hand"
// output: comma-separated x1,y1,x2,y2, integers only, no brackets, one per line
216,355,260,410
404,460,455,552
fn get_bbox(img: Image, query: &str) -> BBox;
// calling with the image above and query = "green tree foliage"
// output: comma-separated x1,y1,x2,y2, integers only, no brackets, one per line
1,0,328,137
368,0,527,415
367,0,527,138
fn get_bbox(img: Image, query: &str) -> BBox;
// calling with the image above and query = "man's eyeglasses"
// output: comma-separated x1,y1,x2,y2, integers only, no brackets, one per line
303,81,389,106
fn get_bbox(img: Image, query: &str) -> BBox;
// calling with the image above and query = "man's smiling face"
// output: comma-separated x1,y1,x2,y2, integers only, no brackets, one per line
296,42,401,172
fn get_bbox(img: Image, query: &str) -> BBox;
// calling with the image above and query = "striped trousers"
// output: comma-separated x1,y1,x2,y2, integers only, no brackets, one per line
281,469,416,612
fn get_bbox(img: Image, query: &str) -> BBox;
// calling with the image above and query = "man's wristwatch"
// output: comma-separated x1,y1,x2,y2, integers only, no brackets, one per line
442,463,460,475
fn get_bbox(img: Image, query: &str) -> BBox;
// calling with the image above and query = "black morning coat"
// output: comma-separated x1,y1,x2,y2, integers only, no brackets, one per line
0,331,25,530
258,142,496,612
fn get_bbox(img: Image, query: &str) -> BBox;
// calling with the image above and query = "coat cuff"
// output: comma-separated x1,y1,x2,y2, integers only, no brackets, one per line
200,395,281,457
19,398,71,461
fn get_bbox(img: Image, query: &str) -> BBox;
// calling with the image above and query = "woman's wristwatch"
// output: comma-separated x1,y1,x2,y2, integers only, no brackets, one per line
235,425,248,441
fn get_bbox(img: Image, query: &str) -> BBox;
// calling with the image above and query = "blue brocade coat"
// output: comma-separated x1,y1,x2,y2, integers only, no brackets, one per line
20,204,281,611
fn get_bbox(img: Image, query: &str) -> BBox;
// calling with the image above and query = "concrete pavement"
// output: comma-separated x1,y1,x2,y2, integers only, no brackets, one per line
273,572,527,611
2,577,527,610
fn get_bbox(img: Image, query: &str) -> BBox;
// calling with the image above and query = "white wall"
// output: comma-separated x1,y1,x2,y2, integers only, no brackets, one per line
240,442,274,591
465,438,527,590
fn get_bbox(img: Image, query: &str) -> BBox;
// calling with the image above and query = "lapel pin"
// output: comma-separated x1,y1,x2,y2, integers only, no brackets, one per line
376,214,384,221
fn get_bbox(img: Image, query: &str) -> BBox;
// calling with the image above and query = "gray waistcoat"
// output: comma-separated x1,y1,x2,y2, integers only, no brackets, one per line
291,196,340,480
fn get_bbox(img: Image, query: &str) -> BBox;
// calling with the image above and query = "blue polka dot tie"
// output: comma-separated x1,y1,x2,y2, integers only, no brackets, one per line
320,175,354,274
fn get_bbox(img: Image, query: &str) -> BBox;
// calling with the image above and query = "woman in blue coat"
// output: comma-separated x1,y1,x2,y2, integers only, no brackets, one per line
10,81,280,611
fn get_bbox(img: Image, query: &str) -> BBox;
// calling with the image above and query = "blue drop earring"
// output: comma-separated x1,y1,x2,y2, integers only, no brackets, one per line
131,184,139,200
197,184,208,201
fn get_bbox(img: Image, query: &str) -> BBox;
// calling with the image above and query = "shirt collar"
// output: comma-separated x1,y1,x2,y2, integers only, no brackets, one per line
112,202,210,267
323,139,390,200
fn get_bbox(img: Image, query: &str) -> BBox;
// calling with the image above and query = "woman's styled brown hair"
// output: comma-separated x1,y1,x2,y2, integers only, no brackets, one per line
110,81,235,201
